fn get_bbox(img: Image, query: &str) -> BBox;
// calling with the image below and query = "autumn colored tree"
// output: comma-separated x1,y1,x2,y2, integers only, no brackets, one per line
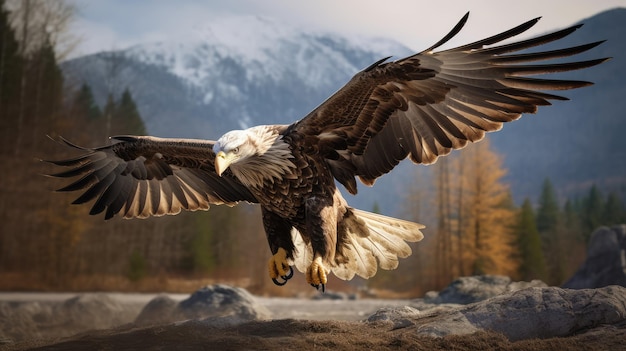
434,157,454,286
399,138,519,293
458,139,518,277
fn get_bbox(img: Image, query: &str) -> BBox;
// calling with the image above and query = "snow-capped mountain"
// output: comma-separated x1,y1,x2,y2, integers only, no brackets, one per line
62,15,411,138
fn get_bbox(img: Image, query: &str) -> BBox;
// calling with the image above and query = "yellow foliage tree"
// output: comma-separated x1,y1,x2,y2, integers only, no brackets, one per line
456,139,518,277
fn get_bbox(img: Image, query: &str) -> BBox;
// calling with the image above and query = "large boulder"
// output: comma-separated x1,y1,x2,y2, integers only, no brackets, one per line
369,285,626,341
135,284,270,327
423,275,547,304
563,225,626,289
0,294,141,342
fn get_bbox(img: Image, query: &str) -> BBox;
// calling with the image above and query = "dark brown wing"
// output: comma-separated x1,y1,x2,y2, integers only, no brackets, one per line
289,12,609,194
45,136,257,219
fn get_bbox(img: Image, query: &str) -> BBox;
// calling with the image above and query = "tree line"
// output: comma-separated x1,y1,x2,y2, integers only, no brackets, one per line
517,179,626,286
369,137,626,295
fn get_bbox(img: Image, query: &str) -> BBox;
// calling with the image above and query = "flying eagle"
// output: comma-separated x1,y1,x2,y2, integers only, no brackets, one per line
47,13,607,291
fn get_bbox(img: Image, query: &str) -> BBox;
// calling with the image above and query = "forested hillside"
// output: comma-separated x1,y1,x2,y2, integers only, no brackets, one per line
0,0,274,294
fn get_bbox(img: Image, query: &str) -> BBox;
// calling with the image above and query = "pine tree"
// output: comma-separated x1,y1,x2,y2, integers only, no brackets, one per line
112,88,146,135
536,178,559,233
101,93,115,142
371,201,380,214
0,0,24,152
535,178,567,285
582,184,604,240
28,39,64,149
516,199,547,281
563,199,583,242
73,83,102,119
604,192,625,226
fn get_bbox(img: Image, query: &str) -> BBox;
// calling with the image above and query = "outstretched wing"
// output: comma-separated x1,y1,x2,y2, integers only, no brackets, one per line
45,136,257,219
290,12,609,194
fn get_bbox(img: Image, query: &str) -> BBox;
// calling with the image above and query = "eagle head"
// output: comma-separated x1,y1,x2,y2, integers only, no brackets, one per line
213,130,256,176
213,126,295,186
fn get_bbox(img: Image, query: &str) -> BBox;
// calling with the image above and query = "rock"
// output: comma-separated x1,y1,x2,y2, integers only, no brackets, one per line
135,285,270,326
134,295,178,325
368,285,626,341
311,290,357,300
0,294,141,342
459,285,626,340
563,225,626,289
423,275,547,304
367,306,420,330
55,294,138,331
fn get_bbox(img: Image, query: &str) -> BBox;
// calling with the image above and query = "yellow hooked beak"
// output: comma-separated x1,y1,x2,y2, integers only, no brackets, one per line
215,150,236,176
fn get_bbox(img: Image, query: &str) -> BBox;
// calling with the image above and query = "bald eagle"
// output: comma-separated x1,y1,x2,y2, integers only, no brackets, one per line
47,13,607,291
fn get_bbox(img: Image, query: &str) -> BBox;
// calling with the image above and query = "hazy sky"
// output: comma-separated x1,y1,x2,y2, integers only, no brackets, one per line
66,0,624,58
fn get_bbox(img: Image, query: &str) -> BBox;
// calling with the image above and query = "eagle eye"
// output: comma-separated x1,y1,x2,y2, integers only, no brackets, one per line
233,147,240,154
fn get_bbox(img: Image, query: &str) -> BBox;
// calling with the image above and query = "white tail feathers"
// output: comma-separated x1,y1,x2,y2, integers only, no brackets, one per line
291,208,424,281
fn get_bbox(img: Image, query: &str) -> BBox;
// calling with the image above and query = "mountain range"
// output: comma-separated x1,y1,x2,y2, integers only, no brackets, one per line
60,9,626,216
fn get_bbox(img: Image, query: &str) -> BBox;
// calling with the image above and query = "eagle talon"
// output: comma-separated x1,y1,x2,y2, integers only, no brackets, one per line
310,283,326,292
268,248,292,287
272,277,288,286
306,257,328,291
282,266,294,280
272,266,293,286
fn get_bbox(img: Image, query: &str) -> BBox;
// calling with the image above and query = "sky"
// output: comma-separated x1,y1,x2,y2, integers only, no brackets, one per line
66,0,624,59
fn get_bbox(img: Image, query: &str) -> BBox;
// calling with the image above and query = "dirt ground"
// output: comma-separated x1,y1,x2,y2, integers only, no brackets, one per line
6,318,626,351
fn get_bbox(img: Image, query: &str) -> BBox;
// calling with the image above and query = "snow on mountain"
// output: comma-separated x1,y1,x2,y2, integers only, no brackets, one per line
63,14,411,135
120,15,410,116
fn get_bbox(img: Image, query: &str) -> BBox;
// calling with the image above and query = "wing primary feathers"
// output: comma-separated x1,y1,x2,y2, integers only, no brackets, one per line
47,136,256,219
479,24,584,56
72,165,118,206
48,156,107,178
489,41,606,64
443,16,542,52
422,11,470,53
503,58,610,77
55,158,112,192
502,77,594,90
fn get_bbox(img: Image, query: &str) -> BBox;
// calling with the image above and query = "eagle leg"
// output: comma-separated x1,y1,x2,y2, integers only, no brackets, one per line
268,247,293,286
306,256,328,292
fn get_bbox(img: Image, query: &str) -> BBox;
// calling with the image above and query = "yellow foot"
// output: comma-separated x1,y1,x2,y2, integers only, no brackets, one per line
268,248,293,286
306,257,329,292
